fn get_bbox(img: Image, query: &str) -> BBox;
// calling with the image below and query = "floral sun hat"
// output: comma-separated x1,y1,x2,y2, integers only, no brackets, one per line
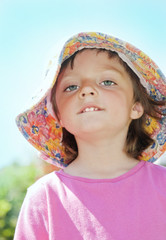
16,32,166,168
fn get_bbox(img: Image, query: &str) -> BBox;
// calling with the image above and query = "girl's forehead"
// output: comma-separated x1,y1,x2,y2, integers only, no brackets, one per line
62,49,124,74
71,49,110,64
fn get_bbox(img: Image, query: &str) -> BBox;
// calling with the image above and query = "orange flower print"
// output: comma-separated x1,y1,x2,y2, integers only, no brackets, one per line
24,111,50,144
145,117,160,136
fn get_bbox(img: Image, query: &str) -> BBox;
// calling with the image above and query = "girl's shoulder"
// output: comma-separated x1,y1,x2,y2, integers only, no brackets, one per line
145,161,166,173
144,161,166,183
26,170,62,198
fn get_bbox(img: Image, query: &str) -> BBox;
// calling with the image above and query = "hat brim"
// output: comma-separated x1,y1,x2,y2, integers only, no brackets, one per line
16,32,166,168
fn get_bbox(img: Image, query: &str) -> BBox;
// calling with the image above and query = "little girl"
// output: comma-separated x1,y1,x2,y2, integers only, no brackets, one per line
14,32,166,239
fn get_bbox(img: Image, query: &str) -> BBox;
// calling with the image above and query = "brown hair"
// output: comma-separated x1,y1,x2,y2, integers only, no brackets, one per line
51,48,166,163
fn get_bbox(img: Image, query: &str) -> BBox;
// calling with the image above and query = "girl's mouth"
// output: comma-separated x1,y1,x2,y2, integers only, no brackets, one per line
78,103,104,114
82,107,101,113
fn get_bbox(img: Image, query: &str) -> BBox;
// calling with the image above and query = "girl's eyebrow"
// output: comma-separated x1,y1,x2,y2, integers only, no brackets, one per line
58,64,125,85
101,64,125,76
59,75,74,84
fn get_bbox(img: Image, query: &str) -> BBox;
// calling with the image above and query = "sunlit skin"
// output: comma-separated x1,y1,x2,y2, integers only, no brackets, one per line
55,49,144,178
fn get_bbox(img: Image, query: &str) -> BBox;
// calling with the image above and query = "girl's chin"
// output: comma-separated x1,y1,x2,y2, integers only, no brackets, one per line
71,128,112,139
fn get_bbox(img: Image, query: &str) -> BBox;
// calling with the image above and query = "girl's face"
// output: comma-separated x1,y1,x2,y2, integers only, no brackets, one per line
55,49,143,140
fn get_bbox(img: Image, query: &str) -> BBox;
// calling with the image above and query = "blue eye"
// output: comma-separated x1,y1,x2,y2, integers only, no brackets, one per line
64,85,79,92
101,80,116,86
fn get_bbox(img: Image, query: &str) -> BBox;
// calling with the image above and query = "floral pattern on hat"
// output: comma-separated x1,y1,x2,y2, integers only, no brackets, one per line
16,32,166,168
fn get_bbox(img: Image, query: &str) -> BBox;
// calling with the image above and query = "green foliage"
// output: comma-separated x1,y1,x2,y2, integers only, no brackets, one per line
0,162,42,240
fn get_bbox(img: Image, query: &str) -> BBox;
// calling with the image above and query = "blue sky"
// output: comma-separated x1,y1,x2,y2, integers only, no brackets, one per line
0,0,166,168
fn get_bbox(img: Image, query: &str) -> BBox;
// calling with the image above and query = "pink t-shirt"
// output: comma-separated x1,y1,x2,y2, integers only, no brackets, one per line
14,160,166,240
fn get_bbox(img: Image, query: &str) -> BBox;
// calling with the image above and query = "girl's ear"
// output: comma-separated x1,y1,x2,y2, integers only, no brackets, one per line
59,119,64,127
55,110,64,127
56,113,64,127
130,102,144,120
55,113,64,127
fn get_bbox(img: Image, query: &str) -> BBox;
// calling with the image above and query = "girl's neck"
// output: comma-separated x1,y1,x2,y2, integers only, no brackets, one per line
64,136,140,179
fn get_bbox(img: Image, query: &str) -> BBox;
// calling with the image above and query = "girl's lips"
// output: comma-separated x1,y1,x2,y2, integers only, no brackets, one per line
78,104,103,114
81,107,102,113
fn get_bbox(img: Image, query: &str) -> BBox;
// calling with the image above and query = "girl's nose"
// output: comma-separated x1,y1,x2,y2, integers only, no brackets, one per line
79,85,98,98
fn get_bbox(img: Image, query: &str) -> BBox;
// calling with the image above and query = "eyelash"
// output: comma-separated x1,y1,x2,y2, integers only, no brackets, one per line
64,80,116,92
64,85,79,92
100,80,116,86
